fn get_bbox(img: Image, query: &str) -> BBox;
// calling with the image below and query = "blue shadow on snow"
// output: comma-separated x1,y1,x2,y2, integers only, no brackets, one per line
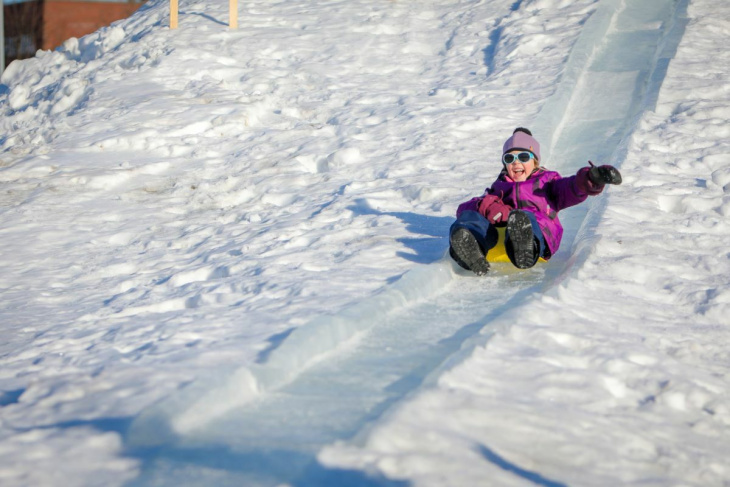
123,443,409,487
477,444,568,487
0,388,25,407
255,326,296,363
347,198,453,265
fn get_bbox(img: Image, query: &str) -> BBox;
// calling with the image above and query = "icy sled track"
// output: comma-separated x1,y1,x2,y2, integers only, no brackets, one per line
127,0,688,484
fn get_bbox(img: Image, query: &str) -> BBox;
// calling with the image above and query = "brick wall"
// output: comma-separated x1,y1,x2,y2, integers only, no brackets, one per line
42,1,145,50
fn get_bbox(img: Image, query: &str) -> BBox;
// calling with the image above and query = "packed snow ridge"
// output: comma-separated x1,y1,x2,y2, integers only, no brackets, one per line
0,0,728,486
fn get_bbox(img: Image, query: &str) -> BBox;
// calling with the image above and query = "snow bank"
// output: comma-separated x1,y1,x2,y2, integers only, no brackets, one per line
0,1,163,155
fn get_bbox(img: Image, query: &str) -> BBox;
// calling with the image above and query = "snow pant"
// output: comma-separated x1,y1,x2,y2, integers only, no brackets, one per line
449,210,547,265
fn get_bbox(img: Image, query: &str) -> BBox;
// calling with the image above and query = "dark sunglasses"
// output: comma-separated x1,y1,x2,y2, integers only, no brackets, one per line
502,151,534,165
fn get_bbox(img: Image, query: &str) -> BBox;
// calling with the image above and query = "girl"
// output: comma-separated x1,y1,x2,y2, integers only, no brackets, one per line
449,127,622,275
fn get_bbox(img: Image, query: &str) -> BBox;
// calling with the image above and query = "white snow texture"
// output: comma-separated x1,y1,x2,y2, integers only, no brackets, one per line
0,0,728,486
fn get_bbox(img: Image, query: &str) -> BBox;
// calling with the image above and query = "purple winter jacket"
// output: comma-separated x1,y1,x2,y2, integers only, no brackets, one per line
456,166,603,258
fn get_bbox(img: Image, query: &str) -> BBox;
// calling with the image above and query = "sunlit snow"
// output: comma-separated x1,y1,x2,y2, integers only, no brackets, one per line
1,0,728,485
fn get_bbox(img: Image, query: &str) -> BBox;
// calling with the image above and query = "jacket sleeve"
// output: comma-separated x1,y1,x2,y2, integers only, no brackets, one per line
485,186,505,200
456,178,506,218
547,167,604,211
456,197,482,218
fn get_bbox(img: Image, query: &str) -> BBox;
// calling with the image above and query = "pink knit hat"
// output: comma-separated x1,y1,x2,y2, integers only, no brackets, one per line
503,128,540,161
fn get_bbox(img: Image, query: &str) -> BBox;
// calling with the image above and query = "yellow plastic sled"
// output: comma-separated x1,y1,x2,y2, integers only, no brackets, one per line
485,226,548,264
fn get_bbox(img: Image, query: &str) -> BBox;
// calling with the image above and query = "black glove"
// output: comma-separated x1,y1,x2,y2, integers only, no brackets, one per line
588,161,622,185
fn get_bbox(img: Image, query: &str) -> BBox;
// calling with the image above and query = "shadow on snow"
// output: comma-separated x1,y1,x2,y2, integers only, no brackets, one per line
348,198,453,265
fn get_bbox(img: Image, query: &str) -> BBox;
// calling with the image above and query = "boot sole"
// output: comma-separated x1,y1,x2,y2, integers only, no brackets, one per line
450,228,490,276
507,211,536,269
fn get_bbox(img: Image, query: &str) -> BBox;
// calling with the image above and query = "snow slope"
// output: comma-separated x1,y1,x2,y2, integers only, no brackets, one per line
0,0,728,485
321,1,730,486
127,2,706,486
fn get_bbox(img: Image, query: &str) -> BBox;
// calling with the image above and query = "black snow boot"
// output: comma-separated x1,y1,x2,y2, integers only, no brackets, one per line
449,227,490,276
506,210,540,269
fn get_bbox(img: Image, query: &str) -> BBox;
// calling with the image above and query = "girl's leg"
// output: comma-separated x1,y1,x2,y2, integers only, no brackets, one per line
505,210,546,269
449,211,499,275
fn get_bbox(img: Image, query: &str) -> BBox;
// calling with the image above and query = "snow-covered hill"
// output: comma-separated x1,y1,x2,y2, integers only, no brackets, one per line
0,0,728,485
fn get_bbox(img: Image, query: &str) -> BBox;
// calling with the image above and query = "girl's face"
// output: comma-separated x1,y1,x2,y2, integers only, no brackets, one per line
504,150,536,182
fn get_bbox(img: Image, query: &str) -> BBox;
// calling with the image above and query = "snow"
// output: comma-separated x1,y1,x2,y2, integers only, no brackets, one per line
0,0,728,485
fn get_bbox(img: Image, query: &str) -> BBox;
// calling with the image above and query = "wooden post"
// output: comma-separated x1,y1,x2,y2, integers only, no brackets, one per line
170,0,179,29
229,0,238,29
